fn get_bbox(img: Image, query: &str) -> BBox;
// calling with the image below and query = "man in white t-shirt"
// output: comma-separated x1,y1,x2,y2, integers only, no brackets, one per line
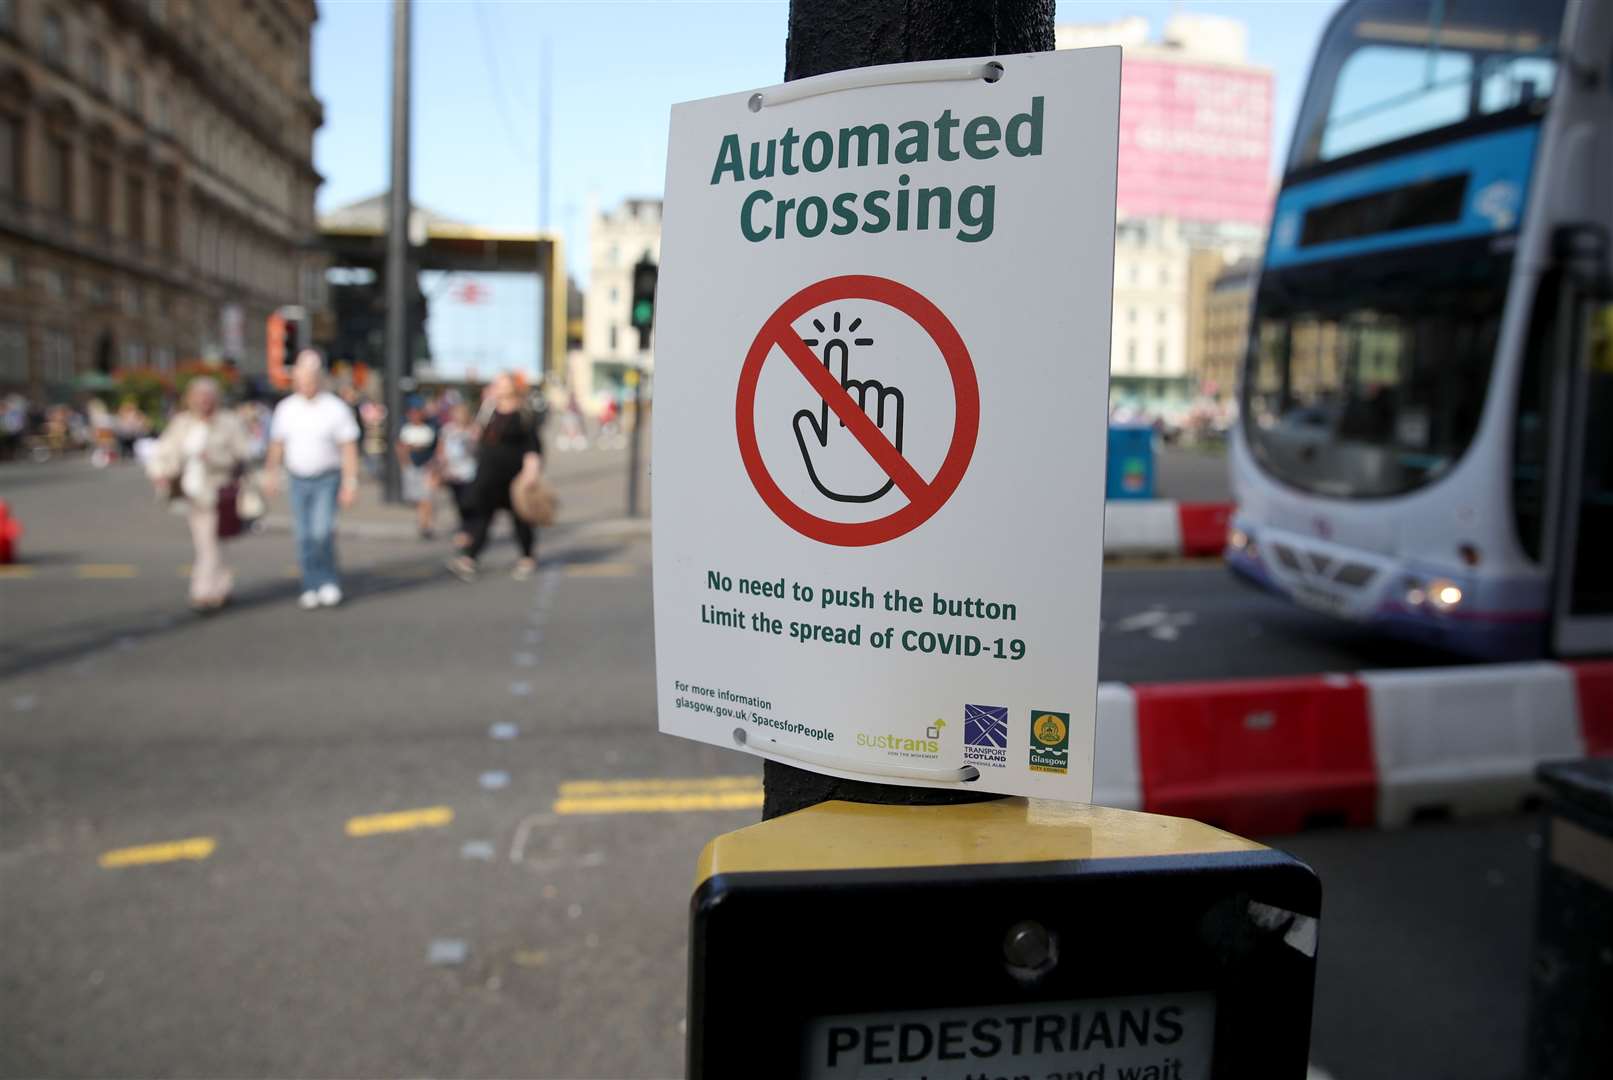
263,351,361,610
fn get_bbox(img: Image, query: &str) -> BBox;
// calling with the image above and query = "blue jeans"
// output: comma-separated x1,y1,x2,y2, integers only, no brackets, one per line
289,470,342,591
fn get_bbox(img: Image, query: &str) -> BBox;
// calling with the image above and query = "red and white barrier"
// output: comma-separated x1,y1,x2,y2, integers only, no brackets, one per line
1103,500,1231,558
1569,660,1613,756
1092,683,1141,810
1361,664,1583,827
1135,673,1376,836
1090,659,1613,833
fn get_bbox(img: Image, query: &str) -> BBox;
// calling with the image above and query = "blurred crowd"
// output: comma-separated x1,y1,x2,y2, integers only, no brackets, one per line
0,376,629,468
1,358,588,611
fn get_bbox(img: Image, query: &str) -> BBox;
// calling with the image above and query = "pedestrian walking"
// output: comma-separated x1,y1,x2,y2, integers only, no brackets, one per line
0,394,26,460
88,399,116,468
597,394,621,445
236,399,271,464
114,399,150,460
395,398,439,540
446,373,543,582
435,400,479,549
144,377,253,612
262,351,361,610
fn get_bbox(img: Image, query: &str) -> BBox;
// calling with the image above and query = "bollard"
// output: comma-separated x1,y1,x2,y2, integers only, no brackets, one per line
689,799,1320,1079
1528,759,1613,1078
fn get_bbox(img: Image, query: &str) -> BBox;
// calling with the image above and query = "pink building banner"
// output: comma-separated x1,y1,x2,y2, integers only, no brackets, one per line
1116,57,1273,226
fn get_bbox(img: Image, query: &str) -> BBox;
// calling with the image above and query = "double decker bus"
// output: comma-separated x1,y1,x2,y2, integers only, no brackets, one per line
1227,0,1613,658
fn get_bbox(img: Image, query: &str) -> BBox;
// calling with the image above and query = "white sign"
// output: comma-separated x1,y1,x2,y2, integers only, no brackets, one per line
653,49,1120,801
804,992,1216,1080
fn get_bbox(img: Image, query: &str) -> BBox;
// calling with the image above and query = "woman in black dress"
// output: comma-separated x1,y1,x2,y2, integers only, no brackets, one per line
447,373,543,581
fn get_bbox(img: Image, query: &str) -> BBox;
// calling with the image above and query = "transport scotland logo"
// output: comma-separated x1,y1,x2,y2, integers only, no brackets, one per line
963,704,1008,768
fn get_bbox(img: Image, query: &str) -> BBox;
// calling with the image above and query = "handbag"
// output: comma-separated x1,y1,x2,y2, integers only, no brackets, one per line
510,470,558,527
216,482,243,539
216,469,262,541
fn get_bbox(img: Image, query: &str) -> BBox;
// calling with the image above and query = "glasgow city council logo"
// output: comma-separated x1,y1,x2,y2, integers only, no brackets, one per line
1028,710,1069,774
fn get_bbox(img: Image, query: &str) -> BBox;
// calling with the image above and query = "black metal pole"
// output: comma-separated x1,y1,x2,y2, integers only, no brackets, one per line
628,331,647,517
382,0,413,505
626,371,643,516
762,0,1054,820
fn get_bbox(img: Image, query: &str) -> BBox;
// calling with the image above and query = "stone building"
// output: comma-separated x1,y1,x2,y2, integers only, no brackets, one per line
1199,257,1257,403
1109,217,1194,407
581,196,659,404
0,0,323,395
1058,14,1271,412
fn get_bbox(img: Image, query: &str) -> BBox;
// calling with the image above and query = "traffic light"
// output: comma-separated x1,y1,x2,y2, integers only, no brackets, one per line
630,258,658,350
266,313,288,389
266,307,304,390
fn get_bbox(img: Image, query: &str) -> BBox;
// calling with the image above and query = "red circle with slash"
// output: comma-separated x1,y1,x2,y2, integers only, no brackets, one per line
735,274,979,547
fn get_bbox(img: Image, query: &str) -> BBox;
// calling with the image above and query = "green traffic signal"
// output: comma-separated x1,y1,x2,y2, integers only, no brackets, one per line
632,298,654,328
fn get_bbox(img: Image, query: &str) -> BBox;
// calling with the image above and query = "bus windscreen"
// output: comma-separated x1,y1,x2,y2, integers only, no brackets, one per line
1242,243,1509,499
1287,0,1566,174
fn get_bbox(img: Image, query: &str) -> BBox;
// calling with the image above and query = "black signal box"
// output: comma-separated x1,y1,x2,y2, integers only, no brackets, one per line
689,799,1320,1079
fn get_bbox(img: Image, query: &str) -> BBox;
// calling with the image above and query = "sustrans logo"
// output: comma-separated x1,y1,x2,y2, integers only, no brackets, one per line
857,719,944,759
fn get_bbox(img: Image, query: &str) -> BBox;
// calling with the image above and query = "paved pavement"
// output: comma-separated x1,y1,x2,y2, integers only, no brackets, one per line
0,449,1533,1079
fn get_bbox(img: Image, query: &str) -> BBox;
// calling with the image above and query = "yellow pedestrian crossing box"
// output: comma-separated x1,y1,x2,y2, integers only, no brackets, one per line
689,799,1319,1079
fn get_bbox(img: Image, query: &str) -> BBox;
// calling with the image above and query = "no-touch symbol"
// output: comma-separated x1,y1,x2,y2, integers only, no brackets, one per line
736,275,980,547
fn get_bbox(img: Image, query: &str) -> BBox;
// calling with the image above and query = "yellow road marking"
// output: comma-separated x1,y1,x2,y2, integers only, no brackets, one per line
98,836,216,868
558,776,760,797
0,565,36,579
345,805,454,837
554,776,763,815
565,562,637,578
76,563,138,579
554,790,764,815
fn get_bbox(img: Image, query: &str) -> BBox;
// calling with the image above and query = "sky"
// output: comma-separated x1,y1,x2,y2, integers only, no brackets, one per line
311,1,1343,282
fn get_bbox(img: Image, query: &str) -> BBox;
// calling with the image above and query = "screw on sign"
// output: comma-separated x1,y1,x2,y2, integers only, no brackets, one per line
735,275,979,547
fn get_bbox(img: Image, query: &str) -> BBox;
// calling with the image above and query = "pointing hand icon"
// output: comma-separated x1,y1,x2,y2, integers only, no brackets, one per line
793,326,905,504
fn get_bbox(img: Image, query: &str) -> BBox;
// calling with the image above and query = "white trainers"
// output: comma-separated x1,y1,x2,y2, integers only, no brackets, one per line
298,590,320,611
317,583,343,608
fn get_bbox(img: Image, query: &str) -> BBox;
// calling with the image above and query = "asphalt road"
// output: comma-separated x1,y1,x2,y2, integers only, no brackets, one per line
0,450,1532,1080
1155,443,1233,504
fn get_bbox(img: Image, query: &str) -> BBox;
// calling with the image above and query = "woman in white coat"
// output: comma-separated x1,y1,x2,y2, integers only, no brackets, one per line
146,378,252,611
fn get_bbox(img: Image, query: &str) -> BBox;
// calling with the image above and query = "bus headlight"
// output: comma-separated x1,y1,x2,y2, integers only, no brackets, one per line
1427,579,1464,611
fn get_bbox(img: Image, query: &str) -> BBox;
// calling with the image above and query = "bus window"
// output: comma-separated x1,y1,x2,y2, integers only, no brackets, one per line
1479,56,1556,114
1568,304,1613,615
1290,0,1566,172
1511,275,1559,563
1242,246,1506,498
1321,47,1471,161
